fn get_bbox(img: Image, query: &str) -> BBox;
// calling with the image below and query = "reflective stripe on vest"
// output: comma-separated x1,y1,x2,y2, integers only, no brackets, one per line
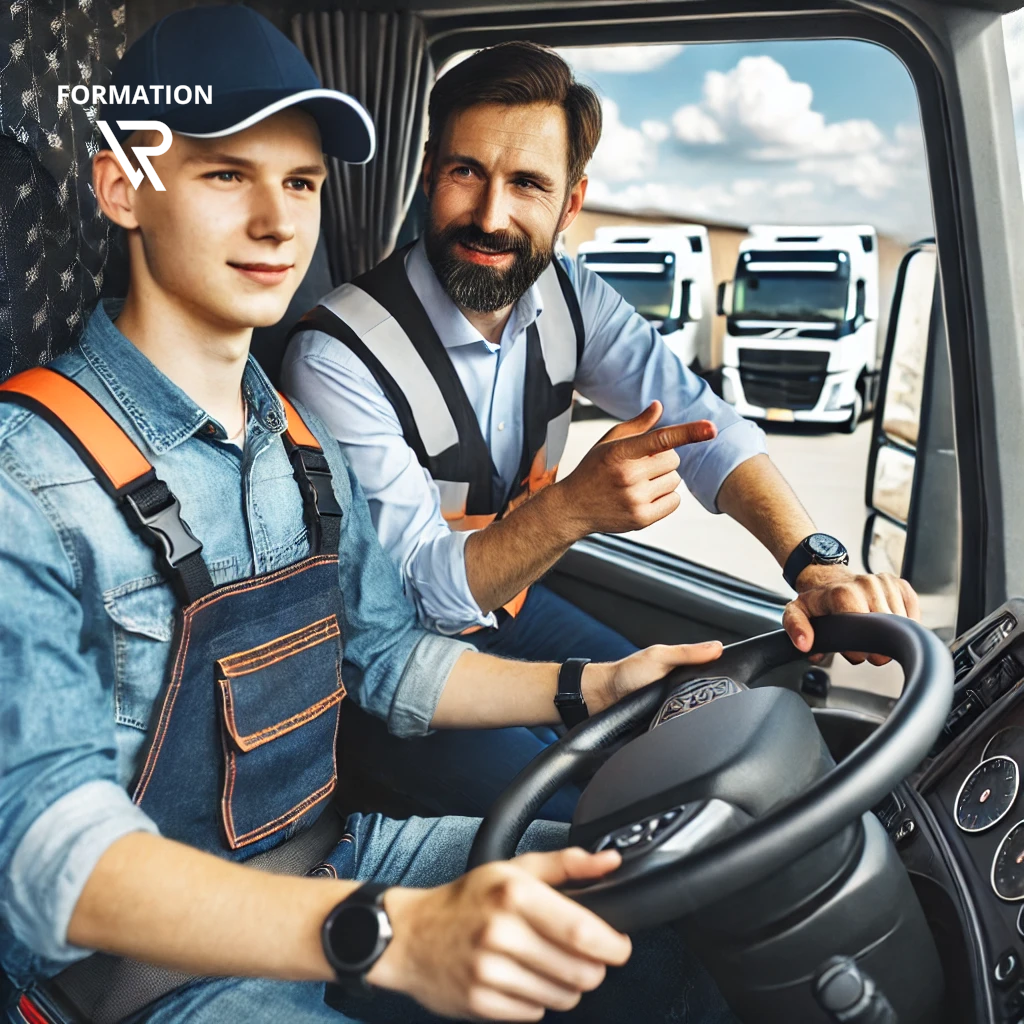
285,242,585,622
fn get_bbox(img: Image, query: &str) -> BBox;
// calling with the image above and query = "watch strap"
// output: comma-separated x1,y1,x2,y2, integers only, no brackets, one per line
322,883,392,996
783,540,816,591
555,658,591,729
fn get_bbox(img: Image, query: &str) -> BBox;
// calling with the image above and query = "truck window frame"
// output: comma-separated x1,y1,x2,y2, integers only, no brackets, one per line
426,3,1024,634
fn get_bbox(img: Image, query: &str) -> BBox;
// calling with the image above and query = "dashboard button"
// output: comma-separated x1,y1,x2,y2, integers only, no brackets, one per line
995,949,1021,989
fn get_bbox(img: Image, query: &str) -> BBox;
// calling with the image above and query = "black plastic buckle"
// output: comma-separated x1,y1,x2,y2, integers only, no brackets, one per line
124,491,204,570
290,449,343,534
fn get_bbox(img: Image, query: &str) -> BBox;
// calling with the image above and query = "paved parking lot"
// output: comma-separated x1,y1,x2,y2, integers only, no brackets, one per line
560,411,874,594
560,412,910,696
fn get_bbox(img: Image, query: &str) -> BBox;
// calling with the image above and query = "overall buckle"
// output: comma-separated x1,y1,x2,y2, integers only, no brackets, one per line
124,490,204,570
290,448,343,555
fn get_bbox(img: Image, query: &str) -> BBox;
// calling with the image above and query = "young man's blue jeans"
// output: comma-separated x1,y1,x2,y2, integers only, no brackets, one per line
136,813,736,1024
337,585,638,820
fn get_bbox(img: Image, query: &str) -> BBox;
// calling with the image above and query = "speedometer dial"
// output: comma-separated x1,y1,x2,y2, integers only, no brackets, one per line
955,756,1019,833
993,821,1024,901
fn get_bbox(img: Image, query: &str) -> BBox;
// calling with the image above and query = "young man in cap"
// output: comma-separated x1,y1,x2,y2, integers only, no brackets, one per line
282,41,920,819
0,6,736,1024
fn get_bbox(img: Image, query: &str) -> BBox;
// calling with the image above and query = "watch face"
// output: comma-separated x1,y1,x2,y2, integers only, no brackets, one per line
807,533,846,561
327,904,383,970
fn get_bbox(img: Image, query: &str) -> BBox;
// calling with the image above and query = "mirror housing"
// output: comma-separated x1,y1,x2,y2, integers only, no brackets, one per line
683,280,703,322
716,281,733,317
862,241,958,627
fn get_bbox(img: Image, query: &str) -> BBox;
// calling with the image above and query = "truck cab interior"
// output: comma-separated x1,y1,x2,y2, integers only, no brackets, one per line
2,1,1024,1023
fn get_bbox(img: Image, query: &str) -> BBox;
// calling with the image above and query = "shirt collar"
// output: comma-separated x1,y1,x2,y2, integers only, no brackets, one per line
78,298,287,455
405,237,546,350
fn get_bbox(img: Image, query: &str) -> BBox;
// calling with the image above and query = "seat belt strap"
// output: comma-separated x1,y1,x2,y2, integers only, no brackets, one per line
0,368,213,604
277,393,343,555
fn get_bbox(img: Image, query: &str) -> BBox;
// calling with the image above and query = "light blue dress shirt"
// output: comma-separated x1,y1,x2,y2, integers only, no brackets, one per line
281,239,768,636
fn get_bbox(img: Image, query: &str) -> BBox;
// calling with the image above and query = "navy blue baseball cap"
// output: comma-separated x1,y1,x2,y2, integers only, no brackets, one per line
100,6,374,164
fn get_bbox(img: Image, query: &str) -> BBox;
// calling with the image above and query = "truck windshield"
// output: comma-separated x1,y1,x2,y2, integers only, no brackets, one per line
579,251,675,319
733,249,851,322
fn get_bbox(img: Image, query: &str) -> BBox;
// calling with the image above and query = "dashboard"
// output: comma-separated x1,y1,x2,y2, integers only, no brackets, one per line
879,599,1024,1024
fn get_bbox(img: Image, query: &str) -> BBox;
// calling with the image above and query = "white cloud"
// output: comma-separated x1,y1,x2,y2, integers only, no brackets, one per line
797,153,897,199
585,178,739,218
672,104,725,144
587,98,660,182
672,56,883,160
641,119,670,143
732,178,766,197
773,179,815,198
557,45,684,73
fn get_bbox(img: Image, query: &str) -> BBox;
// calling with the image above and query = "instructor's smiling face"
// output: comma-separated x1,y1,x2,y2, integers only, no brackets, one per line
423,101,586,314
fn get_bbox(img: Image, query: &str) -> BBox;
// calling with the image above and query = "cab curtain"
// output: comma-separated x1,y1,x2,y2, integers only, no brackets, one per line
290,10,433,285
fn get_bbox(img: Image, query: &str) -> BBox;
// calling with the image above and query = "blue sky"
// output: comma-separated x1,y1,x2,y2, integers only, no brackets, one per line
555,33,1024,242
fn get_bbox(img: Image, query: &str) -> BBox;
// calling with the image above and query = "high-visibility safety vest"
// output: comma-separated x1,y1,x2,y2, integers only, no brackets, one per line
286,243,585,622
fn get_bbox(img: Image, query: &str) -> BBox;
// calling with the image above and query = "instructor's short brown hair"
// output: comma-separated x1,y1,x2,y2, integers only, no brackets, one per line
427,42,603,188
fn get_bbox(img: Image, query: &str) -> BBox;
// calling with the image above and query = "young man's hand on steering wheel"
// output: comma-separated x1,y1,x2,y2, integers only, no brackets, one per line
368,847,631,1021
783,564,921,666
585,639,725,711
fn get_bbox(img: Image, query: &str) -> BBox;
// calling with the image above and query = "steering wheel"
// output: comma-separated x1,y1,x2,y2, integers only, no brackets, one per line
468,614,953,932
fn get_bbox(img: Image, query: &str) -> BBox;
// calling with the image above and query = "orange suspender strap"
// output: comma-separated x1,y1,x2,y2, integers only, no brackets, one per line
0,366,154,497
0,367,213,603
278,393,321,450
276,392,343,554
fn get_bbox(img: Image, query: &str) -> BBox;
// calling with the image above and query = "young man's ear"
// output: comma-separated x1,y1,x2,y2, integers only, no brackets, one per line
558,175,588,234
92,149,142,230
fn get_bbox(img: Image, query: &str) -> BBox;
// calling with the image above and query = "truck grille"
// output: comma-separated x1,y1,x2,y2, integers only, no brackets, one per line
739,349,829,411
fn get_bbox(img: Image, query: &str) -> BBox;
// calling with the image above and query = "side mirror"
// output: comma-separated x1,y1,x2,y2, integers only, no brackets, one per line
854,279,867,328
716,281,733,317
862,242,958,627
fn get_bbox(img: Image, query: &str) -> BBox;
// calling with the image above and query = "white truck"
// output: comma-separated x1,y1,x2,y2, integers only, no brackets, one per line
576,225,714,372
718,224,881,432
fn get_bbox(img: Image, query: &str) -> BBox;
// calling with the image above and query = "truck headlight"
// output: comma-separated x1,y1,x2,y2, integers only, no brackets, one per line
824,382,844,411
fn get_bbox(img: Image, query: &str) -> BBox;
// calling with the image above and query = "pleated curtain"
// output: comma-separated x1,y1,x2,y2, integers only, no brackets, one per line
290,11,433,285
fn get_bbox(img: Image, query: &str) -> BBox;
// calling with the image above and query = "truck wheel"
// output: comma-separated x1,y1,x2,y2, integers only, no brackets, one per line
843,389,864,434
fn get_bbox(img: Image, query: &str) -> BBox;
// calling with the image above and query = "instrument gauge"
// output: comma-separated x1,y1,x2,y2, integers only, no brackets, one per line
955,756,1019,833
993,820,1024,901
984,727,1024,761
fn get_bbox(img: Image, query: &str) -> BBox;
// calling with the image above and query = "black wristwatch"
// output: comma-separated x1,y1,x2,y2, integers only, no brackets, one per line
555,658,591,729
321,883,393,994
783,533,849,590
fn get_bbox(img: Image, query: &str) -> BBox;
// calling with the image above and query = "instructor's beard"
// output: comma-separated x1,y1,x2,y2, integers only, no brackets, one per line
424,220,555,314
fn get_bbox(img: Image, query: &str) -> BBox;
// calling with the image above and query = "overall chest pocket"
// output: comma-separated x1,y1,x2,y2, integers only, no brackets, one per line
216,615,345,849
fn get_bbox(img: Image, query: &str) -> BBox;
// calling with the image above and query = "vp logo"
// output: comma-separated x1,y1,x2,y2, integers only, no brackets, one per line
96,120,172,192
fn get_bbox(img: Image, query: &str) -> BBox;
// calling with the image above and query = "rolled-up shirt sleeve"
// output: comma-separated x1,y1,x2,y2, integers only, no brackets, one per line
0,469,160,969
568,257,768,513
283,332,495,635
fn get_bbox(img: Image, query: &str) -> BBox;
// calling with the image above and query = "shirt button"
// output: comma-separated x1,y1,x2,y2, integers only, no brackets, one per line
497,422,505,431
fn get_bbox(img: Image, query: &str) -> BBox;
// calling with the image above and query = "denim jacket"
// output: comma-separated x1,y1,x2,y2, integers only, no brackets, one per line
0,299,471,985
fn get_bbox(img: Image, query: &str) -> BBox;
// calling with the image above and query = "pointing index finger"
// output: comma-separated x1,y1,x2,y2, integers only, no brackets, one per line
614,420,717,460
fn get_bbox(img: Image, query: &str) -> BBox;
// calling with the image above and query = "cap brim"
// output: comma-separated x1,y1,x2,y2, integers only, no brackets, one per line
174,88,375,164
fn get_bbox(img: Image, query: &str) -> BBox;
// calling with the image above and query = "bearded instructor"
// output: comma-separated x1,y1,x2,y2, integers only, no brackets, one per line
281,41,919,820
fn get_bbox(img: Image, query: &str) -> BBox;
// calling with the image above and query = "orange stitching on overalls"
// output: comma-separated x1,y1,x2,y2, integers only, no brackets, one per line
220,681,344,751
132,555,339,804
229,778,338,849
217,616,340,676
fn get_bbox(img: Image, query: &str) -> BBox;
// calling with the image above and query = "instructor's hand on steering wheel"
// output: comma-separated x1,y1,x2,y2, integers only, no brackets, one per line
368,848,631,1021
783,565,922,666
586,640,725,713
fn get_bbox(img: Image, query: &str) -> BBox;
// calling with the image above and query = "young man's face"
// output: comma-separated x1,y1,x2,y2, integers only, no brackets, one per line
97,109,327,330
423,101,587,313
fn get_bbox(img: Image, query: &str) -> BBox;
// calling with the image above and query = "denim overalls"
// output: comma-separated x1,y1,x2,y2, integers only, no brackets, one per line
0,368,351,1019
